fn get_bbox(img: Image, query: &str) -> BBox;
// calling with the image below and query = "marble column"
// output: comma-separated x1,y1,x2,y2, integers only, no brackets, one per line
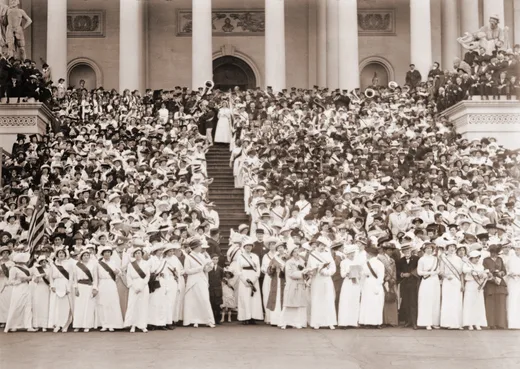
459,0,479,33
192,0,213,90
46,0,68,84
441,0,459,69
119,0,145,92
265,0,286,92
338,0,359,90
317,0,327,87
483,0,504,28
326,0,339,89
410,0,432,81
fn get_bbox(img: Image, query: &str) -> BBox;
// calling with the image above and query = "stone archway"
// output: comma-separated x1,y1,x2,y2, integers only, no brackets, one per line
359,56,395,90
212,56,257,91
67,57,103,89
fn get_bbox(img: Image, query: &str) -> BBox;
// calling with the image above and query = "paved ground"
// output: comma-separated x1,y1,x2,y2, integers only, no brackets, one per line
1,324,519,369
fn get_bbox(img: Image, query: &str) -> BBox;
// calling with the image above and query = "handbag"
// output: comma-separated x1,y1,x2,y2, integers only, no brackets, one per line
148,275,161,293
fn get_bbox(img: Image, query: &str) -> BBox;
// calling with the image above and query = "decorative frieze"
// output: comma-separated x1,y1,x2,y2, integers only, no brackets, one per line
177,9,265,36
358,9,396,36
67,10,106,38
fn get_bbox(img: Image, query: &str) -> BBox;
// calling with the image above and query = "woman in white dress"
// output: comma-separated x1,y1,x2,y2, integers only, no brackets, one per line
338,245,362,328
4,253,35,333
358,246,385,327
439,241,464,329
0,245,14,328
72,248,98,332
261,237,277,324
97,245,124,331
147,244,168,330
31,255,51,331
306,236,337,330
183,239,215,328
462,250,488,330
49,248,73,333
506,243,520,329
417,242,441,330
124,247,150,333
280,247,308,329
265,243,286,326
215,101,232,143
172,247,185,323
237,239,263,324
163,243,182,329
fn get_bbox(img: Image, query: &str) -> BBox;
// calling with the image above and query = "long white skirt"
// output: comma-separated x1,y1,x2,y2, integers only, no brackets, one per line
359,280,384,325
215,117,232,143
48,283,72,329
124,285,150,329
31,281,50,328
163,277,178,324
440,278,463,328
183,279,214,326
262,274,272,323
462,280,487,327
0,283,12,323
73,284,96,329
280,307,307,328
174,276,185,322
338,279,361,327
508,277,520,329
417,276,441,327
309,275,337,327
97,279,123,329
148,282,168,326
4,283,32,331
237,270,263,321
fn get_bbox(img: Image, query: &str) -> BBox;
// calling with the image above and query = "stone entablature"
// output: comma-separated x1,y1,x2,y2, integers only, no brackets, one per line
0,103,55,154
441,100,520,149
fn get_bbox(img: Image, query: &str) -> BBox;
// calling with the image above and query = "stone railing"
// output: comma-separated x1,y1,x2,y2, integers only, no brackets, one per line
0,102,56,154
441,100,520,149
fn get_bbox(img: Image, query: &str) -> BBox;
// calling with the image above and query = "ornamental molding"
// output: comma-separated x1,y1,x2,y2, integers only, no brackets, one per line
177,9,265,36
358,9,396,36
67,10,106,38
0,115,38,127
468,113,520,125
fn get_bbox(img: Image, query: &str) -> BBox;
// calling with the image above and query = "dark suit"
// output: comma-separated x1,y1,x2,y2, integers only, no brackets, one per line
405,70,422,89
206,237,223,266
208,265,224,323
396,255,420,327
482,257,507,329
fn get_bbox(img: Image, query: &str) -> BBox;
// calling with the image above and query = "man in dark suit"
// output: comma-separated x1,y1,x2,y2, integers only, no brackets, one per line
482,245,508,329
405,64,422,90
206,228,222,264
396,243,420,329
208,254,224,324
252,228,267,261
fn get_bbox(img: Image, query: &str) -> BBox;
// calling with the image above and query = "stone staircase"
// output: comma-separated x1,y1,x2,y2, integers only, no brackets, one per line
206,143,249,252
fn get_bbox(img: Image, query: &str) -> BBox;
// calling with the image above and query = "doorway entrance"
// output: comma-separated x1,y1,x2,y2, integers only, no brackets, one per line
212,56,257,91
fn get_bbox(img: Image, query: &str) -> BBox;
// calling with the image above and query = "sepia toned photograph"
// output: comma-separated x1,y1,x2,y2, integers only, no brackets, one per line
0,1,519,369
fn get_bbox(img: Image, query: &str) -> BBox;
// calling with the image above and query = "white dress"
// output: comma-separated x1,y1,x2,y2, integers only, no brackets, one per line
338,258,361,327
215,107,232,143
97,259,124,329
417,255,441,327
124,260,150,329
462,262,487,327
307,251,337,328
439,254,463,328
280,259,307,328
31,265,50,329
147,256,168,326
358,258,385,325
183,252,214,326
4,265,33,332
72,261,98,329
237,253,263,321
506,255,520,329
261,253,275,323
48,262,73,329
0,261,14,324
164,256,182,324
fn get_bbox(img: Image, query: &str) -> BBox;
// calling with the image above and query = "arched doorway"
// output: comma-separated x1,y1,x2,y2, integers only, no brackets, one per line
360,62,389,91
68,64,97,90
213,56,257,91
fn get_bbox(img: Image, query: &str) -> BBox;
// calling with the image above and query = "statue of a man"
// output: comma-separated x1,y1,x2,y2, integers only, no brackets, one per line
5,0,32,60
473,14,506,49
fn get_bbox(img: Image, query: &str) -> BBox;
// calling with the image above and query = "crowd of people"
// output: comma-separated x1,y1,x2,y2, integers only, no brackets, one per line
1,25,520,333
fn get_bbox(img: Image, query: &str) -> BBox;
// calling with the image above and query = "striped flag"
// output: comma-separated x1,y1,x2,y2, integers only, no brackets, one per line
28,193,46,262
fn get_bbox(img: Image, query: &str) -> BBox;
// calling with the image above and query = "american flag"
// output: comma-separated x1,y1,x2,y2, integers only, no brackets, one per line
28,193,46,262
